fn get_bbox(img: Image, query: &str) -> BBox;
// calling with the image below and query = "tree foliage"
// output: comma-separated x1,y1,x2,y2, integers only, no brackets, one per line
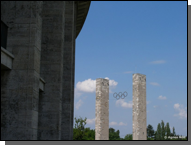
124,134,132,140
147,124,154,138
109,128,121,140
72,117,185,140
156,123,162,140
172,127,176,136
73,116,95,140
165,122,171,139
150,121,180,140
161,120,165,140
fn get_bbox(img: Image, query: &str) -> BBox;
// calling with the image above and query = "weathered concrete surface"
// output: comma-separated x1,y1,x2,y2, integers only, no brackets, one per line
132,73,147,140
1,1,43,140
38,1,65,140
95,78,109,140
1,1,90,140
61,1,76,140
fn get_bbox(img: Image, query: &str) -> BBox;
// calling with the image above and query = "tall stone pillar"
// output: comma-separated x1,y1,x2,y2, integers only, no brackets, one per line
95,78,109,140
38,1,65,140
61,1,76,140
1,1,43,140
132,73,147,140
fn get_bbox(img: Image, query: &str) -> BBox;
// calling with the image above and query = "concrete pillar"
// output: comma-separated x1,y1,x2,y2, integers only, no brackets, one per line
38,1,65,140
61,1,76,140
1,1,43,140
132,73,147,140
95,78,109,140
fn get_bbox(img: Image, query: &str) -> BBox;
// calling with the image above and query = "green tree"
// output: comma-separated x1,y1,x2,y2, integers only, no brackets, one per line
161,120,165,140
165,122,171,139
124,134,132,140
109,128,120,140
156,123,162,140
153,131,157,140
172,127,176,136
73,117,96,140
83,128,95,140
147,124,154,138
73,116,87,140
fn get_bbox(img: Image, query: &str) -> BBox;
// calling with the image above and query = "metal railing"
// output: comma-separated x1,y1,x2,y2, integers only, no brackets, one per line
1,20,8,49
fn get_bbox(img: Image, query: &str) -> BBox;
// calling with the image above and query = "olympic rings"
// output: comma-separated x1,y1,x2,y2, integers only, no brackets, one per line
113,91,128,100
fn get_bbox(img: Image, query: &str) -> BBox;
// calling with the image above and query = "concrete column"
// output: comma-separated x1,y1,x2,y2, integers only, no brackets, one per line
38,1,65,140
132,73,147,140
61,1,76,140
1,1,43,140
95,78,109,140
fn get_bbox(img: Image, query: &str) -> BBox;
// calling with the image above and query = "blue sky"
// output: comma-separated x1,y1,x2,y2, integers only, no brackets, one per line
74,1,187,138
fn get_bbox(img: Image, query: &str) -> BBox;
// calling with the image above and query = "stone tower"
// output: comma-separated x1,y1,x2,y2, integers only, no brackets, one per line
132,73,147,140
95,78,109,140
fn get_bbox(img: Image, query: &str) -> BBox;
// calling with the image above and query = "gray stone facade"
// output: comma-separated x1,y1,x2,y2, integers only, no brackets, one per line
95,78,109,140
1,1,90,140
132,73,147,140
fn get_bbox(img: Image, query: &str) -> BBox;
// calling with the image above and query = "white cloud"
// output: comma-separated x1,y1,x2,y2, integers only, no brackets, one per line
109,122,118,126
174,103,180,109
116,99,132,108
75,78,118,97
76,79,96,93
119,122,127,126
153,105,157,108
124,71,133,74
158,95,167,100
150,60,166,64
74,88,82,98
105,77,118,93
86,118,95,124
174,103,187,119
75,99,83,110
109,121,127,126
105,77,109,80
150,82,160,86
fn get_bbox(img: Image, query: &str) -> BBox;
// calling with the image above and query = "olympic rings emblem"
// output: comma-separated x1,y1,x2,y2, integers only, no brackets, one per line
113,91,128,100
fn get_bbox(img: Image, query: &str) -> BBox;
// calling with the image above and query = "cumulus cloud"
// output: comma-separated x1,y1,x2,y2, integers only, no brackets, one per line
74,88,82,98
109,121,127,126
105,77,118,93
150,60,166,64
105,77,118,87
76,79,96,93
75,78,118,98
75,99,83,110
86,118,95,124
109,122,118,126
119,122,127,126
174,103,187,119
150,82,160,86
158,95,167,100
116,99,132,108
